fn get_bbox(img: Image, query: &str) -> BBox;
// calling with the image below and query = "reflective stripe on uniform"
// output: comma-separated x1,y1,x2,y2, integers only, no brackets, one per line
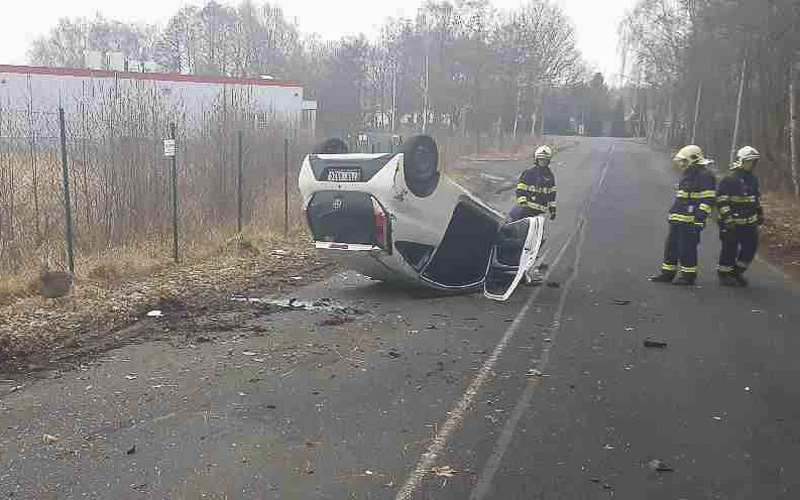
717,265,735,274
676,190,689,198
717,195,730,202
662,263,678,272
731,195,757,203
719,206,731,214
529,186,555,194
526,202,548,212
517,197,528,205
679,265,697,274
699,203,712,213
692,190,716,199
729,214,759,225
517,183,528,191
668,213,695,223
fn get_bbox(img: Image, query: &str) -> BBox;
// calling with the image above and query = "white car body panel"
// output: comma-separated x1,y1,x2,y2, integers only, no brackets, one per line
298,152,505,291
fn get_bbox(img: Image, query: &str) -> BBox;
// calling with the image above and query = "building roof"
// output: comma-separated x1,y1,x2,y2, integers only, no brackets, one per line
0,64,302,88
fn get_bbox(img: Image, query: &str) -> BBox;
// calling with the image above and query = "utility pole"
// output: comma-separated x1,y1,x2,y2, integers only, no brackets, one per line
691,81,702,143
422,55,429,133
731,54,747,165
392,68,397,134
790,61,799,198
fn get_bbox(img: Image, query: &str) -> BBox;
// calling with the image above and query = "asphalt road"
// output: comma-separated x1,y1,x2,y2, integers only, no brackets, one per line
2,137,799,499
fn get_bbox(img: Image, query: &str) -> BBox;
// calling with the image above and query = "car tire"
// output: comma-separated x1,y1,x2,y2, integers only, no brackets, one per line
403,135,439,198
314,138,348,154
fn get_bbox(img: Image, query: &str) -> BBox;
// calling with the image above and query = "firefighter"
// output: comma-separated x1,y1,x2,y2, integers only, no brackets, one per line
716,146,763,286
508,145,556,283
509,145,557,222
649,145,717,286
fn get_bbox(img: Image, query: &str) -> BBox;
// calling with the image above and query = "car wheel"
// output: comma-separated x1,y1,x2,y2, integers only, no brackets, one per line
314,138,348,154
403,135,439,198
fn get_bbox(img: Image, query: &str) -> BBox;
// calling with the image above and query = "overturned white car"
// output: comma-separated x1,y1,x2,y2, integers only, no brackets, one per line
298,135,546,299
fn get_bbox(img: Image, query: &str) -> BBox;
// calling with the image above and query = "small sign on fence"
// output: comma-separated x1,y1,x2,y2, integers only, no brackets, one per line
163,139,176,157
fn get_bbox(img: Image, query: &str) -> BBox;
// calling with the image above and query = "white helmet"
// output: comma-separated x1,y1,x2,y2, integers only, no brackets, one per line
534,145,553,166
732,146,760,170
736,145,760,161
673,144,707,166
534,145,553,160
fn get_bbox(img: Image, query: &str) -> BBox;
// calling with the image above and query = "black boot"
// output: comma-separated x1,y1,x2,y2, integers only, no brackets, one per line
649,271,675,283
718,272,739,287
672,273,696,286
733,268,749,287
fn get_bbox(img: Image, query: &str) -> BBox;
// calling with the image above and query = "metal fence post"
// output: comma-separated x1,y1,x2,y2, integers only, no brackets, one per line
284,137,289,238
170,123,179,263
237,130,243,234
58,108,75,275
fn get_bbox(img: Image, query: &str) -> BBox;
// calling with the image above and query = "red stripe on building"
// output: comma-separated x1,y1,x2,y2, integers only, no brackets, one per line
0,64,302,88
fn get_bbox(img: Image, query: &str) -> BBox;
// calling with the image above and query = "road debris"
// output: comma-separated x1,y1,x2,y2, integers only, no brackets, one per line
318,315,351,326
42,434,58,444
526,369,544,379
546,281,561,288
242,351,257,356
365,470,374,476
751,309,764,314
613,299,632,305
643,339,668,348
146,310,163,318
431,465,459,477
8,384,24,393
648,459,674,472
125,374,138,380
603,444,615,450
388,349,401,359
131,483,148,492
126,444,137,455
713,415,723,421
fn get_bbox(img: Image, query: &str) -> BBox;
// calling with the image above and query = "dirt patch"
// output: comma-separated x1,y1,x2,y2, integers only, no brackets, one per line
759,194,800,279
0,238,343,375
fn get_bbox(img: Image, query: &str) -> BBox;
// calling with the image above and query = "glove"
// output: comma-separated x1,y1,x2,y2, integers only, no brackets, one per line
549,209,557,221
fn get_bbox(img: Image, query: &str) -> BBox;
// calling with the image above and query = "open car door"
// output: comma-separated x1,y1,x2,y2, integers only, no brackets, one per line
483,216,547,302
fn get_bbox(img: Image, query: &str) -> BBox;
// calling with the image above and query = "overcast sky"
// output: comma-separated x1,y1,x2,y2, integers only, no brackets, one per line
0,0,637,82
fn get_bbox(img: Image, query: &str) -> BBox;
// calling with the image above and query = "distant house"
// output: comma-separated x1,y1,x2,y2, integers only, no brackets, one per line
0,64,317,132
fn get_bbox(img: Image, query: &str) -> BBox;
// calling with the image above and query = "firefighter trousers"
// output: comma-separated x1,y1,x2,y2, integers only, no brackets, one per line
718,225,758,275
661,223,700,275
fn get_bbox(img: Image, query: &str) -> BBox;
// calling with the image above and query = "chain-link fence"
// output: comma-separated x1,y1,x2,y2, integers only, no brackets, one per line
0,82,314,275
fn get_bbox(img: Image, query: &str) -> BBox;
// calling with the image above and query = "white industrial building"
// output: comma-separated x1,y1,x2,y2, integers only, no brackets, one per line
0,64,317,131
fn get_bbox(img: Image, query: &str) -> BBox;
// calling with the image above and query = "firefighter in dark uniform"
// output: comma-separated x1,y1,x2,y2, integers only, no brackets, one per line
650,145,717,286
508,145,556,283
716,146,763,287
509,145,557,222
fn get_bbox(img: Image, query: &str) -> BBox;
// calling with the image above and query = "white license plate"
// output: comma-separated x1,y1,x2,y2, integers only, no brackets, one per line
326,168,361,182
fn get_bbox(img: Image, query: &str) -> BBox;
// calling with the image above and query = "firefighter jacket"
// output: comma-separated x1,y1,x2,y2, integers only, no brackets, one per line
716,168,763,227
516,165,556,215
668,164,716,227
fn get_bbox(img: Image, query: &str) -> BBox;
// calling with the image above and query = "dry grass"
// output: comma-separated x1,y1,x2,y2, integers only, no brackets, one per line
760,193,800,278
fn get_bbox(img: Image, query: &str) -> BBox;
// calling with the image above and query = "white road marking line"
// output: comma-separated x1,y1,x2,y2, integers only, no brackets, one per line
470,206,591,500
470,146,612,499
394,145,614,500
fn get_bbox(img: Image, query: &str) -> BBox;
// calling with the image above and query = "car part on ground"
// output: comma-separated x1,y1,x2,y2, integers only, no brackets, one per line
484,216,547,301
